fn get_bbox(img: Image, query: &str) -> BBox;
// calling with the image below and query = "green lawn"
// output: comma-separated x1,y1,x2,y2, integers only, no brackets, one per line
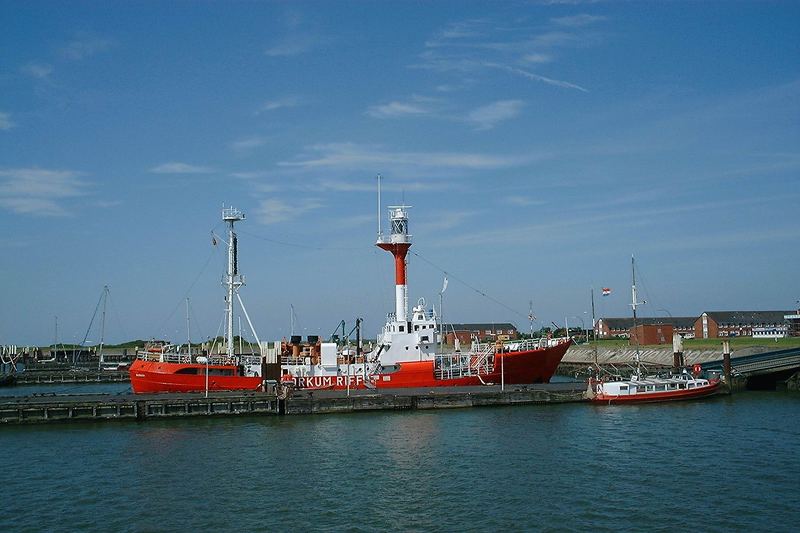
582,337,800,350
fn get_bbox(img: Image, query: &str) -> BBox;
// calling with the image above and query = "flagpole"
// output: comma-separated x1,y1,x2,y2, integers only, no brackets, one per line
529,299,534,339
439,276,447,355
591,287,597,367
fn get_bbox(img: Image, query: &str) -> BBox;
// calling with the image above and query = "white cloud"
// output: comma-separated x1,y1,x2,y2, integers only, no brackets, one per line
279,143,531,173
551,14,607,28
367,96,441,119
0,112,14,130
431,20,487,43
416,17,599,93
22,63,53,80
257,96,301,114
230,136,270,153
150,162,214,174
483,62,589,92
0,168,87,216
522,53,553,64
467,100,525,130
315,178,447,193
531,31,582,48
502,196,546,207
230,171,273,179
60,34,113,60
531,0,603,5
265,35,319,57
368,101,427,118
254,197,323,224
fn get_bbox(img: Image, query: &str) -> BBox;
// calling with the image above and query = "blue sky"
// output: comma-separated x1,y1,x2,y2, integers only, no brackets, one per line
1,1,798,346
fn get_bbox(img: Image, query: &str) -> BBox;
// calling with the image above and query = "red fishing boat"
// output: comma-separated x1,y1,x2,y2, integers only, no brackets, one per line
130,199,571,394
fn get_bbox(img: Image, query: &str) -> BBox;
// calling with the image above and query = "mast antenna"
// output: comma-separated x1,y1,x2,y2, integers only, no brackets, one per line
630,255,646,372
222,206,245,357
377,174,382,237
528,299,535,338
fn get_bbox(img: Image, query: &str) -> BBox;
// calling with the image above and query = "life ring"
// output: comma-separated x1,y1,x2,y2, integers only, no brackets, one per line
692,363,702,375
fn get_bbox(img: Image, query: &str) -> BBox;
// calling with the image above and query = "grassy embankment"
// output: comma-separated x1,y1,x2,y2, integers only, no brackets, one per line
580,337,800,350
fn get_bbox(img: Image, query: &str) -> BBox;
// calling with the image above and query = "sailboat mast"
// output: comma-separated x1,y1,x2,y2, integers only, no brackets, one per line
376,174,382,238
186,298,191,356
591,288,598,366
630,255,645,370
98,285,108,370
631,256,638,324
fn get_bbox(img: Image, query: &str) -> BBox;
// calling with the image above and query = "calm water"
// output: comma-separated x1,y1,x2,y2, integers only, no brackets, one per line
0,382,131,397
2,392,799,532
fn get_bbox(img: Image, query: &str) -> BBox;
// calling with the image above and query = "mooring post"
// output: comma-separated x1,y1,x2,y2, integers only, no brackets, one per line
672,333,684,371
722,340,731,386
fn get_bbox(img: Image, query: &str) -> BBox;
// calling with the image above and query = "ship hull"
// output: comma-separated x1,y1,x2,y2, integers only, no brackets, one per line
592,380,721,404
129,360,262,393
129,341,572,394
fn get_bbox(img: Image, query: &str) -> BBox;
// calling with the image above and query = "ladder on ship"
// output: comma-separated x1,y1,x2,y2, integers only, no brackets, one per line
433,343,495,380
470,343,495,375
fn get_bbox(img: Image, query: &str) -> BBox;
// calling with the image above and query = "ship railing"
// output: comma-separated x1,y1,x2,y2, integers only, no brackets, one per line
434,353,474,380
239,354,262,367
135,350,241,366
503,338,548,351
135,348,192,364
492,336,569,353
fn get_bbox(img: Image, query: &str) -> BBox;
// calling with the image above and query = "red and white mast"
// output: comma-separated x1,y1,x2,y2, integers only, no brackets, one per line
375,176,412,323
377,206,412,323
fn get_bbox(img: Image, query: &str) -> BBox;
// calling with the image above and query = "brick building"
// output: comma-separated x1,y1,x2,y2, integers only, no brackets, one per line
443,323,519,345
630,324,674,345
694,311,792,339
595,317,696,339
786,309,800,337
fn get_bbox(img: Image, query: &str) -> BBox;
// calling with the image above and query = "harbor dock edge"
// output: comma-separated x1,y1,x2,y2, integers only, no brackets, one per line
0,384,587,426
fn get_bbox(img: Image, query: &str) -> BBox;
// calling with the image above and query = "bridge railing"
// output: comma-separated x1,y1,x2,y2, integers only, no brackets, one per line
700,346,800,376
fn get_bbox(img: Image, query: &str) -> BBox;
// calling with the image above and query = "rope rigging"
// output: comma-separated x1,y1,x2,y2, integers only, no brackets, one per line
73,286,106,364
238,228,363,252
409,250,528,320
153,242,220,340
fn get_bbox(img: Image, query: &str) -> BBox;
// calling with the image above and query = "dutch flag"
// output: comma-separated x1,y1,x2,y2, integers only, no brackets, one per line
602,287,612,296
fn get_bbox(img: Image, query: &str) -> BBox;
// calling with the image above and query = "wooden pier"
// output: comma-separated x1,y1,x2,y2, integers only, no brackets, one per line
0,383,587,425
13,370,129,385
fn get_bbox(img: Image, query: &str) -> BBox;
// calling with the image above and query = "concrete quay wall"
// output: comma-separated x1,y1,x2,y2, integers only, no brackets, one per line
560,345,779,367
287,387,585,415
0,385,587,425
